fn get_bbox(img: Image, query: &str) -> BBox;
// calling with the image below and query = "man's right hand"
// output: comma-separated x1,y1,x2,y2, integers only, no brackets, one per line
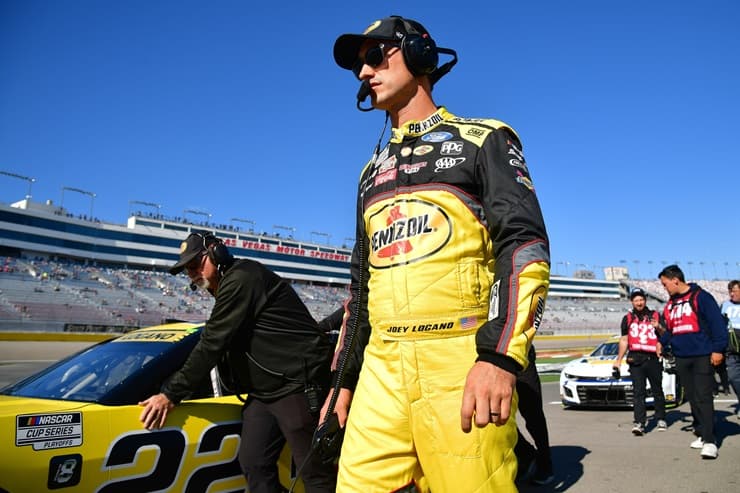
139,393,174,430
651,319,666,336
611,366,621,379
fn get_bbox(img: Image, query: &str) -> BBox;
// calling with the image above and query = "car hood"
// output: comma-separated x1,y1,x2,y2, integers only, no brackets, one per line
0,395,91,417
562,356,629,377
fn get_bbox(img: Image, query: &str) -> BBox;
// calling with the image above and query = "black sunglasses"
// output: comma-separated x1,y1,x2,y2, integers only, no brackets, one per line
352,43,399,79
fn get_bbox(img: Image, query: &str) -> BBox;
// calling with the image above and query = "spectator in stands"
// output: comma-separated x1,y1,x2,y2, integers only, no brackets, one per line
720,280,740,417
139,232,336,493
613,288,666,436
656,265,727,459
323,15,550,492
514,345,555,486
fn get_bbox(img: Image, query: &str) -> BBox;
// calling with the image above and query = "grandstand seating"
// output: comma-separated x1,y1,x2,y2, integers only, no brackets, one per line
539,297,624,335
0,255,734,335
630,279,730,306
0,256,346,331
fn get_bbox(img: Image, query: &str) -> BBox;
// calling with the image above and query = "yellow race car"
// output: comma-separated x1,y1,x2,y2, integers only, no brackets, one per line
0,323,302,493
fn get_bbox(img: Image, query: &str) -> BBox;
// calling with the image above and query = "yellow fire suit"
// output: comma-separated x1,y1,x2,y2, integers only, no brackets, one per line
333,107,550,492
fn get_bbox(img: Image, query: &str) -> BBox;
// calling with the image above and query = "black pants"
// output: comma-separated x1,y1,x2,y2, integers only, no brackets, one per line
239,392,336,493
676,355,716,444
515,346,553,475
630,356,665,425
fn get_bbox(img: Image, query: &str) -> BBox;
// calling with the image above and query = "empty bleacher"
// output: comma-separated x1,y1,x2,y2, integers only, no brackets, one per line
1,255,734,335
0,255,346,331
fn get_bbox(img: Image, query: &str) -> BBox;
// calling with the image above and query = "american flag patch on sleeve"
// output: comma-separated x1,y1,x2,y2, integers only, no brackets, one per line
460,316,478,329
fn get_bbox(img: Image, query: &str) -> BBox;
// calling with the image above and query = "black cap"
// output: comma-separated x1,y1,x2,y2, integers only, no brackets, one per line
169,234,206,275
629,288,647,300
334,16,432,70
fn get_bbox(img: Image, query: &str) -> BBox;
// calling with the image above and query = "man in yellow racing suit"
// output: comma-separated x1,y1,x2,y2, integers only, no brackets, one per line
321,16,550,493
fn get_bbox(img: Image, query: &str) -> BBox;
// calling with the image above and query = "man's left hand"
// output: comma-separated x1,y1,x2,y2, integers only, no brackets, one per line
710,352,724,366
460,361,516,433
139,393,175,430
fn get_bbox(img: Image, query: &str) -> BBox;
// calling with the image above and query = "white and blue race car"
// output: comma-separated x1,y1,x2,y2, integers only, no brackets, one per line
559,336,683,408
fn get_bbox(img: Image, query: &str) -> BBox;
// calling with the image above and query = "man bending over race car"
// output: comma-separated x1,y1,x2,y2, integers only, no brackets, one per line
139,231,336,493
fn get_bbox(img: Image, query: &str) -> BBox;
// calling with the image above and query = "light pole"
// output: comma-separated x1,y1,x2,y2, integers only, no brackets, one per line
310,231,331,245
129,200,161,217
1,171,36,200
619,259,628,278
343,237,355,249
231,217,255,232
273,224,296,239
183,209,212,224
61,186,96,218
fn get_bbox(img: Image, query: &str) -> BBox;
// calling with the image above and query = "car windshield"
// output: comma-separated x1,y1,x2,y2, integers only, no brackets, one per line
1,338,191,403
590,342,619,357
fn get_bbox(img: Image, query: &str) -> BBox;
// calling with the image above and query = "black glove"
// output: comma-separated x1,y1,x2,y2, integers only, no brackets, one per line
612,367,621,379
312,413,344,464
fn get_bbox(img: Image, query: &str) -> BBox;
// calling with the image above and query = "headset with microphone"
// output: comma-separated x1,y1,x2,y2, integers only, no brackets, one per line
187,232,233,290
356,16,458,111
356,80,373,112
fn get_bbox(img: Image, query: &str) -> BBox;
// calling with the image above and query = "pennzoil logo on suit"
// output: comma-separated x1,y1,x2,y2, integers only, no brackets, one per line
368,198,451,269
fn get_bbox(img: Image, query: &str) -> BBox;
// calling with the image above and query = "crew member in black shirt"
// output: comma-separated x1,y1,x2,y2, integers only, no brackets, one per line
139,231,336,493
614,288,666,436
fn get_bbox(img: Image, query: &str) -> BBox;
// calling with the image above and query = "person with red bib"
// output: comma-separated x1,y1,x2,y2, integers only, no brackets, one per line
657,265,727,459
614,287,666,436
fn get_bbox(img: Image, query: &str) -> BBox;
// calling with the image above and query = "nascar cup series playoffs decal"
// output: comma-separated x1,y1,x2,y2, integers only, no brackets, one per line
16,412,83,450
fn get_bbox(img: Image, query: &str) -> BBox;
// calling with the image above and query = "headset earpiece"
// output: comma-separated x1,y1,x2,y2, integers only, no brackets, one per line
396,17,439,76
196,232,232,273
207,237,232,270
401,33,438,76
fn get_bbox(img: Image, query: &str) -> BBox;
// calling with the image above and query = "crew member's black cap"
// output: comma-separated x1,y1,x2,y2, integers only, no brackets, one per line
169,234,206,275
629,288,647,300
334,16,432,70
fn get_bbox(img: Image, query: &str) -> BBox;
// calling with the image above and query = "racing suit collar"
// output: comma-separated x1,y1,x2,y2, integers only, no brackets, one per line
390,107,453,141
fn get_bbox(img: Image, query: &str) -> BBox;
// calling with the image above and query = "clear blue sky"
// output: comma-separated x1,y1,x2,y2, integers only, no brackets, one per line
2,0,739,280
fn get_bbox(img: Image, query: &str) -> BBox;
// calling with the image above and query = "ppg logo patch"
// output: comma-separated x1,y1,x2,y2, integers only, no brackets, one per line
48,454,82,489
440,141,463,155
